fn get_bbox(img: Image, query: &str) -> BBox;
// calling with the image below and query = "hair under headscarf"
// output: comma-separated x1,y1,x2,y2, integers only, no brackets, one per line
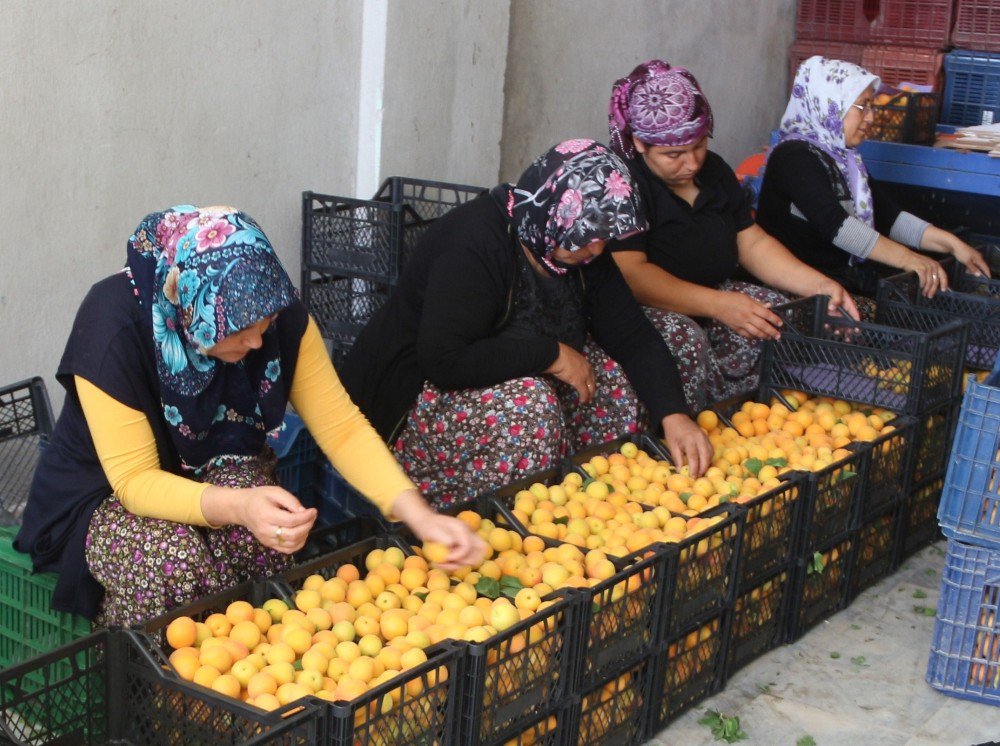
490,139,647,275
125,205,298,470
776,56,881,226
608,59,715,160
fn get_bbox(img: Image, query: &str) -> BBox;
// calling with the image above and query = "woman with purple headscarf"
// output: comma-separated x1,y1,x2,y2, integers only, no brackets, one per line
340,140,712,506
607,60,858,410
758,56,988,313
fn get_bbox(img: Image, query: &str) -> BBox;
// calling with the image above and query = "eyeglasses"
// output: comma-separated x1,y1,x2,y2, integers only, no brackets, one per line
850,101,874,115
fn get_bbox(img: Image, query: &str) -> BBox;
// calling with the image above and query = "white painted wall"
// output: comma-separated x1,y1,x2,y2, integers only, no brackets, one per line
1,1,362,408
500,0,798,180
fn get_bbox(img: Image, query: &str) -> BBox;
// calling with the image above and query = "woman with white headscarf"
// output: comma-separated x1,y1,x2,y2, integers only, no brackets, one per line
758,56,989,317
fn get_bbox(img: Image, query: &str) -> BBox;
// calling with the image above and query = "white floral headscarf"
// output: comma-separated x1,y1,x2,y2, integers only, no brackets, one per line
776,56,881,226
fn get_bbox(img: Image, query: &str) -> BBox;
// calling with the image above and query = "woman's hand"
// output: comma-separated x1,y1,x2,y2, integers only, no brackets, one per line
714,292,784,340
661,413,713,478
390,489,488,570
545,342,596,403
816,279,861,321
901,252,948,297
951,240,991,278
202,484,318,555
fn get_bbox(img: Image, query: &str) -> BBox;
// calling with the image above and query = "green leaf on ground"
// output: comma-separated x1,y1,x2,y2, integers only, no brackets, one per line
924,568,936,576
755,683,771,694
698,710,748,743
830,651,841,659
797,737,817,746
913,605,936,616
850,623,861,630
851,655,867,666
912,589,927,599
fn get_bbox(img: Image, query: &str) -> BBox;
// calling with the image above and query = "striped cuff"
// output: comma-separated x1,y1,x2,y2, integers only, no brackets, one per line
833,216,880,260
889,211,931,248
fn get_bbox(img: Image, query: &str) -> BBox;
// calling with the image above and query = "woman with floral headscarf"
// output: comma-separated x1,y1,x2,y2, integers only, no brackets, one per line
607,60,859,411
339,140,712,506
758,56,989,315
16,206,485,625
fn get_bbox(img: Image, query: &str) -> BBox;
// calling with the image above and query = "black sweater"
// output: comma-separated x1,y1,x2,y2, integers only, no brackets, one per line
339,194,688,441
757,140,904,273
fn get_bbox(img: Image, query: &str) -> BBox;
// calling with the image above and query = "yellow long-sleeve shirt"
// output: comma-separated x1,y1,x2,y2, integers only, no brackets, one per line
76,316,415,525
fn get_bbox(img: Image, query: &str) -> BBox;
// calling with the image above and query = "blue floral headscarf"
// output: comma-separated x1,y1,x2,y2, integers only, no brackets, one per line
125,205,297,471
776,56,881,226
491,139,646,275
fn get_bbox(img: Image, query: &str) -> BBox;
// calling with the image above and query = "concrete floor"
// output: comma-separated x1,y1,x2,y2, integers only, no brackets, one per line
647,542,1000,746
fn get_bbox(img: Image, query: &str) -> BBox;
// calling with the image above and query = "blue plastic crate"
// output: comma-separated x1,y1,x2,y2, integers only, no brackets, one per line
315,459,382,526
926,538,1000,705
939,377,1000,548
268,412,319,500
942,49,1000,127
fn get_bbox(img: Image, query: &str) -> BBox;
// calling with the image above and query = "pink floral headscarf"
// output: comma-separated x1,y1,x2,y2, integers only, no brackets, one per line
776,56,880,226
609,60,715,160
491,139,646,275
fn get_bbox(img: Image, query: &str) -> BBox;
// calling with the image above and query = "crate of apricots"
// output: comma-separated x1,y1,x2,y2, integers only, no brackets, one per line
148,535,464,746
277,526,584,746
565,658,656,746
0,627,328,745
706,390,914,554
463,485,671,691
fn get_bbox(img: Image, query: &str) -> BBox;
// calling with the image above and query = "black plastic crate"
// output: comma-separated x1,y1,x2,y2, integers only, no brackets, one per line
300,270,392,369
760,296,968,415
565,657,655,746
877,269,1000,371
490,703,573,746
793,447,866,558
0,629,325,745
458,591,583,746
849,502,904,600
724,568,791,679
645,613,728,733
898,476,945,561
786,534,855,642
867,91,939,145
0,378,54,525
911,398,961,486
484,490,675,689
302,179,485,284
857,414,916,520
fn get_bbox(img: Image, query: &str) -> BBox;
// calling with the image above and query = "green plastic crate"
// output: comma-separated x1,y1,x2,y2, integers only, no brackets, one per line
0,525,91,670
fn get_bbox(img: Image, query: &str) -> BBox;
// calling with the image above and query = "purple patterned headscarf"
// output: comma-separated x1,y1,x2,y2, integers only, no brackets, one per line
609,60,715,160
776,56,881,226
491,139,646,275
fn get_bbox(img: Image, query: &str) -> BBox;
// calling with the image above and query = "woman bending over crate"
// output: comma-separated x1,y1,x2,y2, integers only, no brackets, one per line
338,140,713,507
757,56,990,318
606,60,860,411
16,206,485,626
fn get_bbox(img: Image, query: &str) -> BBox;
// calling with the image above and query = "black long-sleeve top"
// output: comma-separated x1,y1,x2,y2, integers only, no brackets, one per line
757,140,909,273
339,193,689,441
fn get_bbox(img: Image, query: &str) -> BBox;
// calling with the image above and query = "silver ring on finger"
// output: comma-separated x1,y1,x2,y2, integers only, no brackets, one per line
274,525,283,544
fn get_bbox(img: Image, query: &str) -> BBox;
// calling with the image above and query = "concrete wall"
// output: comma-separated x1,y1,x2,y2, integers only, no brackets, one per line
0,1,362,404
501,0,797,180
381,0,509,190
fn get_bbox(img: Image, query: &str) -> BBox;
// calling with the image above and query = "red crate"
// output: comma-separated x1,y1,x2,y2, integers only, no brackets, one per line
796,0,875,42
870,0,954,46
787,40,866,93
862,45,944,89
952,0,1000,51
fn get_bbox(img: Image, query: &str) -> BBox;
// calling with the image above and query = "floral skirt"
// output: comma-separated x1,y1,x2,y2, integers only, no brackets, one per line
392,339,647,507
643,280,789,411
85,452,291,627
